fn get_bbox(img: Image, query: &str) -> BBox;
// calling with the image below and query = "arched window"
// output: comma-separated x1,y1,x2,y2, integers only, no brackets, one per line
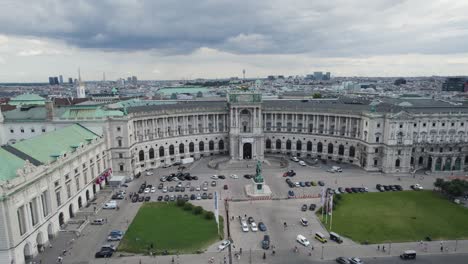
139,150,144,161
286,140,292,150
296,140,302,151
338,145,344,156
317,142,323,153
307,141,312,151
219,140,224,150
149,148,154,159
189,142,194,153
199,141,205,151
349,146,355,157
159,146,165,157
169,145,175,155
209,140,214,151
395,159,400,167
179,143,185,154
328,143,334,154
265,139,271,149
276,139,281,149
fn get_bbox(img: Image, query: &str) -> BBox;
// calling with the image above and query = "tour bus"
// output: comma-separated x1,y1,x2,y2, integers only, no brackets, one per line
329,232,343,243
314,232,328,243
400,250,416,260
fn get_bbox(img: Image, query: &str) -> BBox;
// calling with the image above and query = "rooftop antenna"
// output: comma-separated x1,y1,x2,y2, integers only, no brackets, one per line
78,67,82,84
242,69,246,82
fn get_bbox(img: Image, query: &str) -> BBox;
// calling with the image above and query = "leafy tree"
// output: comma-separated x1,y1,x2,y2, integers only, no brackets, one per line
193,206,204,215
434,178,444,189
170,93,178,99
183,203,194,211
312,93,322,98
176,199,185,207
204,211,215,220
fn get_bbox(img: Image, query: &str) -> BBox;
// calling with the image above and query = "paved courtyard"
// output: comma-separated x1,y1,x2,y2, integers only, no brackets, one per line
31,155,468,264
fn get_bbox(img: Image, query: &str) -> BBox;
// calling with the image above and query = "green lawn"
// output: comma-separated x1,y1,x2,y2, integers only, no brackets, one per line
118,203,222,254
320,191,468,244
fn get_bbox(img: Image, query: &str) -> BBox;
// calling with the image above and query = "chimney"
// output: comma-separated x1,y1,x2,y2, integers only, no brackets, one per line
45,100,55,121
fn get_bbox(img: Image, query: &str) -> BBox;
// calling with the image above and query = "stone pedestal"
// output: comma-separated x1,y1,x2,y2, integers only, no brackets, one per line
245,179,272,198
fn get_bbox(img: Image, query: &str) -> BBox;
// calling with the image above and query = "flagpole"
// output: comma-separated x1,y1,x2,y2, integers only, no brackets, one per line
329,195,333,231
321,187,325,222
325,195,328,224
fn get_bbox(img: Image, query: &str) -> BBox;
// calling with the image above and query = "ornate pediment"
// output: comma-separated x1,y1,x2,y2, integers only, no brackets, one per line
389,111,413,120
16,160,36,177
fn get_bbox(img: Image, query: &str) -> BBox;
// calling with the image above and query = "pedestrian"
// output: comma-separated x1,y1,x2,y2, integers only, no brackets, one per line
263,252,266,259
377,245,380,251
240,248,242,255
244,214,247,218
441,246,443,252
311,245,314,251
93,206,96,212
382,245,385,252
57,256,63,263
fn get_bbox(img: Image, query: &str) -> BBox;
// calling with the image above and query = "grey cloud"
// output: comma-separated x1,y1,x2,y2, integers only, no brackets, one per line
1,0,468,56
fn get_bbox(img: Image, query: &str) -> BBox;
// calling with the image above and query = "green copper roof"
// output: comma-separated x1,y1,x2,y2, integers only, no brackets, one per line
3,107,47,121
11,124,100,164
60,106,124,119
0,149,28,181
9,93,45,105
157,86,209,96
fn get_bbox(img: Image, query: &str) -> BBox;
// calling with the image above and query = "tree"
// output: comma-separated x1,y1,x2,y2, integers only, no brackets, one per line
193,206,203,215
196,91,203,97
204,211,215,220
176,199,185,207
312,93,322,98
183,203,194,211
170,93,178,99
434,178,445,190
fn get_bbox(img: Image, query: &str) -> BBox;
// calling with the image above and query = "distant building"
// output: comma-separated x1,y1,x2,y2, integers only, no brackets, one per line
131,76,137,83
127,77,131,82
267,75,275,80
68,78,73,84
48,77,54,85
76,70,86,98
53,77,59,85
442,77,468,92
394,78,407,86
59,75,63,84
324,72,331,80
314,72,323,80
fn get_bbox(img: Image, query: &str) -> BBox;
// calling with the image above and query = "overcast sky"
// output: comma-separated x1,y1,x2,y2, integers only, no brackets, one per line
1,0,468,82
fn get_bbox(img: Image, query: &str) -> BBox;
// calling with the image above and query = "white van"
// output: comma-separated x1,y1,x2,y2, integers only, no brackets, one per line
103,200,117,209
298,160,306,166
296,234,310,246
332,166,342,172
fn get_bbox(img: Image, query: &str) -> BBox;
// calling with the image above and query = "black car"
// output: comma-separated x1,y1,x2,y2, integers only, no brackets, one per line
157,196,163,201
95,249,113,258
351,188,359,193
132,195,139,203
309,204,316,211
111,194,124,200
202,193,208,199
138,196,144,202
376,184,381,189
247,216,254,224
244,174,253,179
144,196,151,202
384,185,391,191
335,257,351,264
190,194,196,200
183,194,189,201
318,181,325,186
258,222,267,231
262,235,270,250
301,204,308,211
169,186,175,192
177,194,183,200
358,188,365,193
158,183,164,189
305,181,311,187
185,175,192,180
164,195,169,201
138,188,144,194
395,185,403,191
218,175,226,179
191,176,198,180
180,187,186,192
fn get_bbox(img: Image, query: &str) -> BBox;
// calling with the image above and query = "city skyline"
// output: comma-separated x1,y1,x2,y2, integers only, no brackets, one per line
1,0,468,82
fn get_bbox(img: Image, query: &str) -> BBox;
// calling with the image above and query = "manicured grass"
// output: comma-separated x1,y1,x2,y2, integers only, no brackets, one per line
320,191,468,243
118,202,222,254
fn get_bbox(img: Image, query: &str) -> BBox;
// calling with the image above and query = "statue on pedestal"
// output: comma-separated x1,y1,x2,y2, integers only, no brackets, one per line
254,160,264,183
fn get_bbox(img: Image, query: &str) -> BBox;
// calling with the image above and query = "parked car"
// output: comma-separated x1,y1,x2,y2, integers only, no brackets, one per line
262,235,270,249
348,257,364,264
299,160,306,166
311,181,317,186
247,216,255,224
244,174,253,179
150,187,156,193
309,204,316,211
335,257,351,264
300,182,305,187
230,174,239,179
258,222,267,231
318,181,325,186
144,196,150,202
95,248,113,258
202,193,208,199
250,222,258,232
305,181,311,187
164,195,169,201
218,175,226,179
103,201,118,209
211,181,217,187
157,196,163,201
208,193,213,199
301,204,308,211
158,183,164,189
241,221,249,232
144,187,150,193
211,175,219,179
300,218,308,226
291,156,299,162
288,190,295,198
138,196,144,202
218,240,231,251
190,194,196,200
91,218,105,225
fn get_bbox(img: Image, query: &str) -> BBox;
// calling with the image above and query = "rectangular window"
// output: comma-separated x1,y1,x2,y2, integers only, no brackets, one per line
56,191,62,206
21,129,24,133
397,150,401,155
10,129,14,133
31,128,35,133
118,153,123,158
423,123,426,127
41,191,50,217
118,140,122,147
17,206,27,235
42,128,46,132
29,199,38,226
54,181,59,187
374,159,378,166
83,171,88,184
375,148,379,153
377,123,380,128
75,176,80,192
376,137,380,143
119,164,124,171
117,126,121,132
66,184,71,199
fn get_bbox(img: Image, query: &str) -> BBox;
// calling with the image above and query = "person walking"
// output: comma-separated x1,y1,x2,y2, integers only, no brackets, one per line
377,245,380,251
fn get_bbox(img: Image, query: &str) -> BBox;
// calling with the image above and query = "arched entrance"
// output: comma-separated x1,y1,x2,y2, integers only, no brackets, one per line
92,184,96,195
427,157,433,170
47,223,54,239
243,143,252,160
78,197,83,209
68,204,74,218
24,242,32,262
58,212,64,227
36,231,45,253
86,190,90,202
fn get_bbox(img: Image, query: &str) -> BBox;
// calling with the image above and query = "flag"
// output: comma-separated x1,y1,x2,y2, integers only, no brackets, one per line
320,187,326,206
214,191,219,231
329,195,334,215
